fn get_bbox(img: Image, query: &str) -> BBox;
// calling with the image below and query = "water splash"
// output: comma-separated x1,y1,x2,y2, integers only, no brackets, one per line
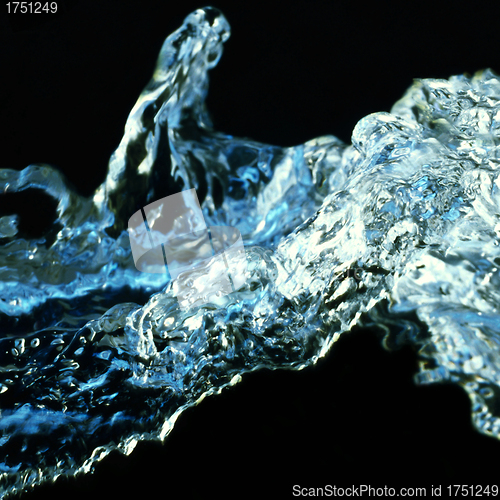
1,6,500,496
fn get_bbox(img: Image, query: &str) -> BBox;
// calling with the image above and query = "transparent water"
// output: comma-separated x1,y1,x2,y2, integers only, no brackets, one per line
1,6,500,496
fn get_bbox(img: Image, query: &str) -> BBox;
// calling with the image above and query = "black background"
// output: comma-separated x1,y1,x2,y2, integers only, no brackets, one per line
1,1,500,499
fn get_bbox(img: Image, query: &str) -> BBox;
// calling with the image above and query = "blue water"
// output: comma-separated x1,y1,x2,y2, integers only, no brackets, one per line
1,6,500,496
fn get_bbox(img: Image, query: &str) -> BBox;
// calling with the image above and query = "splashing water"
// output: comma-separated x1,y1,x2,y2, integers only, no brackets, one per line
1,5,500,496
